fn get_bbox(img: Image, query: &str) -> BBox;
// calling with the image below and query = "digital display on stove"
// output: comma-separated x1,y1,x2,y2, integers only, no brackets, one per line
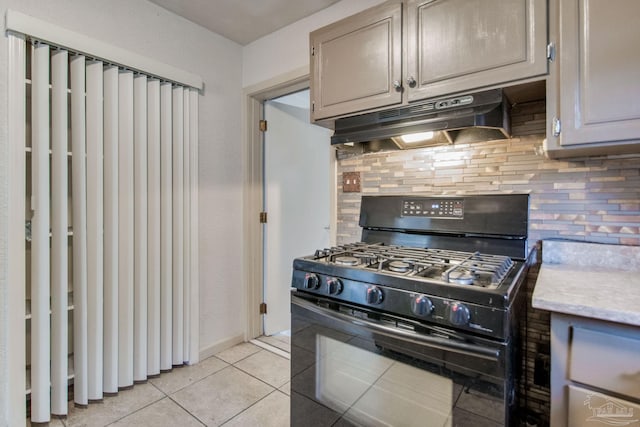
402,198,464,218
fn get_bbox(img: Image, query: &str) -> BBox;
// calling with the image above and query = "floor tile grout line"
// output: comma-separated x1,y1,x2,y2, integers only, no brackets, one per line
249,338,291,359
255,336,291,353
228,362,288,392
215,345,263,365
148,356,231,395
166,393,208,427
218,388,287,426
255,334,292,348
102,392,166,426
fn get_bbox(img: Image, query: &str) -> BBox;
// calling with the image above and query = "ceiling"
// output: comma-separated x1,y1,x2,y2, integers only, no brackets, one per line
147,0,341,45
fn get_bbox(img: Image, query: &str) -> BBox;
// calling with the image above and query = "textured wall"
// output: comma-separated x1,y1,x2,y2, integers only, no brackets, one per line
242,0,386,87
336,100,640,426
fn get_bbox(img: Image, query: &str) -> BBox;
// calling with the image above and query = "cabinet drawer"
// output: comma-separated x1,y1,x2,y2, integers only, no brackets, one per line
570,326,640,401
568,384,640,427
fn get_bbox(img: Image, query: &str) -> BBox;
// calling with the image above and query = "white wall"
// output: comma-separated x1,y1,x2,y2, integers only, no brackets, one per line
0,1,244,422
242,0,386,88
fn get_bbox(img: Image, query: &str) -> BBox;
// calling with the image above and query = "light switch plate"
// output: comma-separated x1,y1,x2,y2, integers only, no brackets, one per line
343,172,361,193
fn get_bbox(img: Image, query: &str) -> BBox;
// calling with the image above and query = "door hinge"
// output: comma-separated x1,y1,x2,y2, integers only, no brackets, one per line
552,117,561,137
546,42,556,61
260,211,268,223
259,119,267,132
259,302,267,314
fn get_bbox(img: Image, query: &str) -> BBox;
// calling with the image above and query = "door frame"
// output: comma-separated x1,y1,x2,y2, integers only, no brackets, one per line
242,67,337,339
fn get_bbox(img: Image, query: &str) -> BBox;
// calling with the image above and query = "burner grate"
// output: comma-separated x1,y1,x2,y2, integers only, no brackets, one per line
320,243,514,287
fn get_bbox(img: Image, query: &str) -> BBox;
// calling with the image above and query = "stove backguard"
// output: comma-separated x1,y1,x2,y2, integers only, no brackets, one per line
359,194,529,259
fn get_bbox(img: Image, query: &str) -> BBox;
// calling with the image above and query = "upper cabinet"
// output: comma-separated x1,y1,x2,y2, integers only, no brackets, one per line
310,2,403,121
545,0,640,158
310,0,548,122
406,0,548,101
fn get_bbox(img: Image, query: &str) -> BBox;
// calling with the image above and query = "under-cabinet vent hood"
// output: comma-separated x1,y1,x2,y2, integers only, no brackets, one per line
331,89,511,151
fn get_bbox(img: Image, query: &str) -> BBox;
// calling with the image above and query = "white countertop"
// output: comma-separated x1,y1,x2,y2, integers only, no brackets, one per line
532,241,640,327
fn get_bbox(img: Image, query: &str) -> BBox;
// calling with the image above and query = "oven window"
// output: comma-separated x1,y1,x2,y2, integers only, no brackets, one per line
316,336,455,426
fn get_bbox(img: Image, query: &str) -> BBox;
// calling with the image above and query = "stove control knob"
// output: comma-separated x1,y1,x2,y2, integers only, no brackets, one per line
448,302,471,326
411,295,434,317
303,273,320,290
327,278,343,295
366,286,384,305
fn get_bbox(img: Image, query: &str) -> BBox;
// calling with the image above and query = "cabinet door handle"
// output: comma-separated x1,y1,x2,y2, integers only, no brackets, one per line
392,80,402,90
406,76,417,88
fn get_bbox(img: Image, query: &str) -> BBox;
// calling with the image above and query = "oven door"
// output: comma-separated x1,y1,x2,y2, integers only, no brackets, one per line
291,292,516,427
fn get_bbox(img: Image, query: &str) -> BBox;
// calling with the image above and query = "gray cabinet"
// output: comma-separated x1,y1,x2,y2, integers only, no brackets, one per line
545,0,640,158
550,314,640,427
310,0,548,122
406,0,548,101
310,2,402,121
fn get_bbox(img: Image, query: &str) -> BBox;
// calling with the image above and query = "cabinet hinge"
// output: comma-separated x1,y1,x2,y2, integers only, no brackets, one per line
260,211,268,223
311,101,315,112
259,302,267,314
552,117,561,137
259,119,267,132
311,45,315,56
546,42,556,61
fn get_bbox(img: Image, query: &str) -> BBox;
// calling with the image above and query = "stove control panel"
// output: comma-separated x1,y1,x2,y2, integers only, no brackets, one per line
291,269,509,339
402,198,464,218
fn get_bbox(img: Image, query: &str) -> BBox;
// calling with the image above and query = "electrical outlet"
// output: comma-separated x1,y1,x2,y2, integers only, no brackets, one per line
343,172,361,193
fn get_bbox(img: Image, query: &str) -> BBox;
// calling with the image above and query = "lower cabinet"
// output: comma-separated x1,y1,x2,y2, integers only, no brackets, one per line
568,384,640,427
550,314,640,427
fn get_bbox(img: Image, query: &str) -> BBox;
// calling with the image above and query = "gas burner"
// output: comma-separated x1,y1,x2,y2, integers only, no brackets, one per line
388,260,413,273
334,256,360,266
353,252,377,265
447,269,477,286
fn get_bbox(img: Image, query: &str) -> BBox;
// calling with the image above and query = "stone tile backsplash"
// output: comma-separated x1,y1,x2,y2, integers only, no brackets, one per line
336,101,640,248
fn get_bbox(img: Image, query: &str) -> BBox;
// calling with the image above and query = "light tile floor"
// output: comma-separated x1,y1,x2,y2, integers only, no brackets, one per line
35,335,291,427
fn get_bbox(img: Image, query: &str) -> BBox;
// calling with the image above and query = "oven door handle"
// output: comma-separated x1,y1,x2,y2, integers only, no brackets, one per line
292,297,501,362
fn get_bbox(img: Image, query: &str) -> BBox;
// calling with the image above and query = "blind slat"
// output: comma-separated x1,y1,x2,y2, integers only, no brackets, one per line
71,54,89,406
182,89,191,363
50,48,69,416
86,60,104,400
134,74,148,382
160,83,173,371
31,42,52,422
188,89,200,364
172,86,184,366
118,70,135,388
103,65,120,394
147,79,162,376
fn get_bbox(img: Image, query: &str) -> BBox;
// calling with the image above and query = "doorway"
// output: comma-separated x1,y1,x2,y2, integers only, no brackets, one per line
262,90,332,335
242,68,336,341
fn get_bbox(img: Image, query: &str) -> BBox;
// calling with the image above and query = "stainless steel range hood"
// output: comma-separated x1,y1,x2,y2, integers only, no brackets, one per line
331,89,511,151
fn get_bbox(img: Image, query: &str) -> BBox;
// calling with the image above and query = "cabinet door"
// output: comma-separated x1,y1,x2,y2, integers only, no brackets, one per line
310,2,403,121
568,385,640,427
407,0,547,101
557,0,640,147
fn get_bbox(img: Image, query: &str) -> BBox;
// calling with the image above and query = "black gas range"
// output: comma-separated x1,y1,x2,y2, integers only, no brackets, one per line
290,194,531,426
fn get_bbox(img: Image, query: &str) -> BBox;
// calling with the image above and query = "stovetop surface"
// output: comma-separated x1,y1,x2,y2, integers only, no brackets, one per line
293,241,528,309
309,242,515,289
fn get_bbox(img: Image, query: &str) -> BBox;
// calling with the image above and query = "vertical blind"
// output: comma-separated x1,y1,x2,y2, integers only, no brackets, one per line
24,39,199,422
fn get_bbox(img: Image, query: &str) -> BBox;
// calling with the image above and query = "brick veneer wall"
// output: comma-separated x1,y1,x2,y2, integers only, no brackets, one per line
335,100,640,426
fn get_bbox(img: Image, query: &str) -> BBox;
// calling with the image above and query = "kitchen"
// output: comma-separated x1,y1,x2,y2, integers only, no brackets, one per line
1,0,639,426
